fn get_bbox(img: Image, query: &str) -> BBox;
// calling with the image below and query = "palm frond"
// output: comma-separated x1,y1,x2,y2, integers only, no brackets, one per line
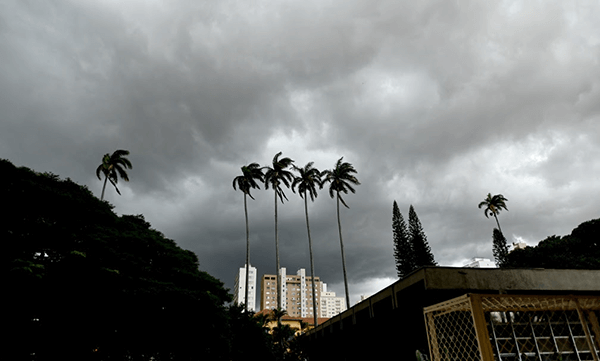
292,162,321,201
108,177,121,195
322,157,360,206
338,194,349,208
233,162,263,199
479,193,508,216
263,152,294,204
95,164,105,180
114,165,130,182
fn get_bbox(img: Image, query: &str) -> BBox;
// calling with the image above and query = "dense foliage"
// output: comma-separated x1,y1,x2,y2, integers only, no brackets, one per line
507,218,600,269
1,159,251,360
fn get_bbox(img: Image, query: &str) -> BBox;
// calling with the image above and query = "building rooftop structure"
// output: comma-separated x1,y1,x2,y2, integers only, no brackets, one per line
304,267,600,361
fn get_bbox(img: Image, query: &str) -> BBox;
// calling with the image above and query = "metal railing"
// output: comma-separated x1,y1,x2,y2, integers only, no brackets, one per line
424,294,600,361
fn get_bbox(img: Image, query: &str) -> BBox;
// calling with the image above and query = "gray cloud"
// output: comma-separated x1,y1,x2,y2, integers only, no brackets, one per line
2,0,599,305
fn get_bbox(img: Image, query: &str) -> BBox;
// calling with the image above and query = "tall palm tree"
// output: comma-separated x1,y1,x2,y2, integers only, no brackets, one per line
232,162,264,312
263,152,294,310
96,149,132,201
322,157,360,309
292,162,322,327
478,193,509,233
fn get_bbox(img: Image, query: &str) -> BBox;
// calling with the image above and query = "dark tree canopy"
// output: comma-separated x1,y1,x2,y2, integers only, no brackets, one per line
408,205,437,268
507,218,600,269
393,201,414,278
2,159,233,360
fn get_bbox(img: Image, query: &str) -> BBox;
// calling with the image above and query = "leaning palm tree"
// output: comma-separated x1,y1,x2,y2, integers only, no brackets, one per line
232,162,264,312
96,149,132,201
292,162,322,327
263,152,294,310
321,157,360,309
478,193,509,233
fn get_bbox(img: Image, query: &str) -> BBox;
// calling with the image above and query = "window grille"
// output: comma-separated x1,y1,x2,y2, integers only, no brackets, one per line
424,294,600,361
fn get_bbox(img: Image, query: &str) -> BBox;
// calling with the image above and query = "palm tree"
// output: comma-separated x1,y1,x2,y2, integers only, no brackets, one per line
263,152,294,310
478,193,509,233
232,162,264,312
322,157,360,309
292,162,322,327
96,149,132,201
269,307,288,327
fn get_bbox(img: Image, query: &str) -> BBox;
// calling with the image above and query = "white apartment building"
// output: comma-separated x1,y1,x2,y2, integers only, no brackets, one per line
463,257,496,268
319,283,347,318
233,264,257,311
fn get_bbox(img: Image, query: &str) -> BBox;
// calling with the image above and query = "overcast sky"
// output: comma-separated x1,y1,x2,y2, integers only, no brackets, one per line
2,0,600,306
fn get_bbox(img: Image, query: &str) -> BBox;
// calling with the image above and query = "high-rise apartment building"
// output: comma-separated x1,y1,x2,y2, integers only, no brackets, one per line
260,268,323,318
319,283,347,318
233,264,257,311
463,257,496,268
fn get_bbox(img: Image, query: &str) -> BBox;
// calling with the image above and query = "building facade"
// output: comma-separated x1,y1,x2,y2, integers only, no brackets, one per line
319,283,347,318
261,268,330,318
233,264,257,311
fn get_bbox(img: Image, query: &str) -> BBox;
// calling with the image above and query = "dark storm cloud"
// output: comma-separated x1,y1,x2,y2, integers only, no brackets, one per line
2,0,600,304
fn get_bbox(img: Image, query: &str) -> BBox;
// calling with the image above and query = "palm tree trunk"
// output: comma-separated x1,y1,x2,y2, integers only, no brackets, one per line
100,174,108,201
304,194,318,327
494,214,502,234
337,193,351,310
274,188,281,311
244,193,250,313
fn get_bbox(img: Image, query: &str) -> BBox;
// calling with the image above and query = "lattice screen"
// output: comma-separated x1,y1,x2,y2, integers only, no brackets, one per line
424,294,600,361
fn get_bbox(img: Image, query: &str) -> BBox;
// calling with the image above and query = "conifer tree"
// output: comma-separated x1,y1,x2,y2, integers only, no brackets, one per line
393,201,413,278
408,205,436,268
492,228,510,268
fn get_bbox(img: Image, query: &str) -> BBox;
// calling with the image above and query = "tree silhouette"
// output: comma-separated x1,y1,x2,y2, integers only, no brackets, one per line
492,228,510,268
322,157,360,309
408,205,436,268
95,149,132,201
263,152,294,310
233,162,264,312
478,193,508,233
292,162,322,326
393,201,413,278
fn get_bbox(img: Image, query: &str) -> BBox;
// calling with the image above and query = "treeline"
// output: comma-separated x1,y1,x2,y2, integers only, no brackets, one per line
2,159,300,360
476,192,600,269
392,191,600,275
506,218,600,269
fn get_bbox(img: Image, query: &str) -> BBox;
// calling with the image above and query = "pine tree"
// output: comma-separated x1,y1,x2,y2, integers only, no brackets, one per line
492,228,510,268
393,201,414,278
408,205,436,268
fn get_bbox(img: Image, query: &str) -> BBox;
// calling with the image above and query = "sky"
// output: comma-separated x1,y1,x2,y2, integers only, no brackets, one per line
2,0,600,306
